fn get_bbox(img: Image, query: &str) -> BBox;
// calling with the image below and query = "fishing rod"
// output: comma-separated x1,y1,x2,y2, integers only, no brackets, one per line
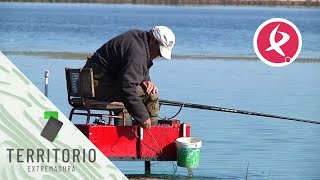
159,99,320,125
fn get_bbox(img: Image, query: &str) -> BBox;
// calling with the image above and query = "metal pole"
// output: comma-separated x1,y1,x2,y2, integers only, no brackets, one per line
45,70,49,97
145,161,151,175
188,168,193,177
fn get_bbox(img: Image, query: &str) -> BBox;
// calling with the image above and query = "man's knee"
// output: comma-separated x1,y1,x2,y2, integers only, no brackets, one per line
145,92,159,109
136,86,159,125
148,94,159,126
145,92,159,117
148,92,159,102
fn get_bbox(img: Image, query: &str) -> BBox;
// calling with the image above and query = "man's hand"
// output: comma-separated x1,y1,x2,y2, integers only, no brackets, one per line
142,81,158,94
141,118,151,130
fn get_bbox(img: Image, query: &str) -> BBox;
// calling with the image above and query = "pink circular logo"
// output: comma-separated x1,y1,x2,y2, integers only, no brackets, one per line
253,18,302,67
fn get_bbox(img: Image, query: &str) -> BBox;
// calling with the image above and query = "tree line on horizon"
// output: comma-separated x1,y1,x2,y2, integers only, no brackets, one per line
1,0,319,6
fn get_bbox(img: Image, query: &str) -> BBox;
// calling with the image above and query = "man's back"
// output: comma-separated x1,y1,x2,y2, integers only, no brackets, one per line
90,29,151,79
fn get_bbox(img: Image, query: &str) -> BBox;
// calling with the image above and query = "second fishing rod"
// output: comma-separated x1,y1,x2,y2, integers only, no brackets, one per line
159,99,320,125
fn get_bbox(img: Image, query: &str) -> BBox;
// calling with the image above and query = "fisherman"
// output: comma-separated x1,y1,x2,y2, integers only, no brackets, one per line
83,26,175,130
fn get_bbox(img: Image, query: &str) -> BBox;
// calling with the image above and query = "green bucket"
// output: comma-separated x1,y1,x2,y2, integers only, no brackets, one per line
176,137,202,168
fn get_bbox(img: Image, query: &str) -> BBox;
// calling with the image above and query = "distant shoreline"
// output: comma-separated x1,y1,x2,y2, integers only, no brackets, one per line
3,51,320,63
1,0,320,7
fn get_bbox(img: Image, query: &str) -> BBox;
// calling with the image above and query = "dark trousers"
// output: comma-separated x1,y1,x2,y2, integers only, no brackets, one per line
84,60,159,125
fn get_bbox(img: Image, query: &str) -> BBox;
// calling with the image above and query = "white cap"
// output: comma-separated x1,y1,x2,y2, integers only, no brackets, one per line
152,26,175,59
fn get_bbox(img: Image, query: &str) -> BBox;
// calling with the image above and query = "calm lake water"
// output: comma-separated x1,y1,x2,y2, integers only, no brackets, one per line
1,3,320,180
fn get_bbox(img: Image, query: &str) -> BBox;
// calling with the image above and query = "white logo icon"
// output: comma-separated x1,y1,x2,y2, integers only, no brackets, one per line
265,24,290,57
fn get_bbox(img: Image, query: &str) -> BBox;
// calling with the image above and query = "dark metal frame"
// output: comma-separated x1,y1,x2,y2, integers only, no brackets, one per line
65,68,127,125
